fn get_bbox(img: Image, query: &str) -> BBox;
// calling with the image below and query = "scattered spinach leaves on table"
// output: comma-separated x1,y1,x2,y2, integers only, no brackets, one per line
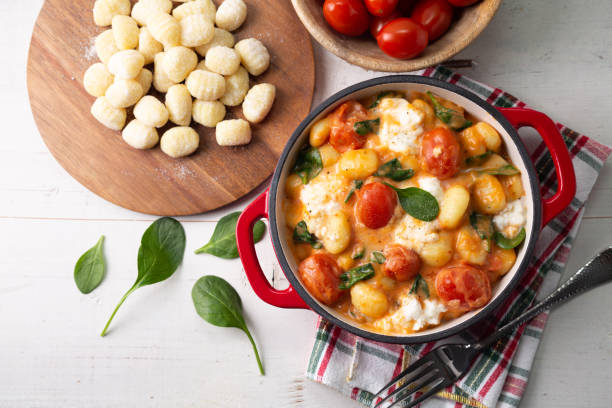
354,118,380,135
293,220,322,249
426,91,472,131
292,146,323,184
344,180,364,203
374,158,415,181
495,228,526,249
74,235,106,294
470,212,494,252
100,217,186,337
384,183,439,221
370,251,386,264
409,274,430,298
195,212,266,259
339,263,375,290
192,275,265,375
479,164,520,176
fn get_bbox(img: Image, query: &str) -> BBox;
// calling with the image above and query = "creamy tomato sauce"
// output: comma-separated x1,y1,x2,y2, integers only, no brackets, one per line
283,91,527,335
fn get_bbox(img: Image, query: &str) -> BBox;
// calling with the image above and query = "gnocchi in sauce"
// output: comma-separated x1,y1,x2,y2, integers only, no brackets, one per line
283,91,527,335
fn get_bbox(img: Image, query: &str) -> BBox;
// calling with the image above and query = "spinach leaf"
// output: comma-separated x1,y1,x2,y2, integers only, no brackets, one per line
465,151,493,165
374,158,415,181
74,235,106,294
292,147,323,184
368,91,395,109
339,263,375,290
409,274,430,298
480,164,520,176
370,251,386,264
470,213,494,252
192,275,264,375
100,217,186,337
344,180,364,203
351,244,365,260
426,91,472,131
195,212,266,259
354,118,380,135
495,228,526,249
384,183,439,221
293,221,322,249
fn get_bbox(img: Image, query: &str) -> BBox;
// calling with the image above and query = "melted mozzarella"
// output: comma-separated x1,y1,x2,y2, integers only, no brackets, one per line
393,214,440,252
378,98,424,154
493,197,527,238
374,293,447,332
299,171,348,240
418,176,444,203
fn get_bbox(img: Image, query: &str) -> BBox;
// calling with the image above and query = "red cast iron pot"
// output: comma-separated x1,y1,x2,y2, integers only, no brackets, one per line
236,75,576,344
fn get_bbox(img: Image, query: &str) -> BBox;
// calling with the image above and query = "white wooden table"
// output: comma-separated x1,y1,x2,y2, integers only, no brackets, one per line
2,1,611,407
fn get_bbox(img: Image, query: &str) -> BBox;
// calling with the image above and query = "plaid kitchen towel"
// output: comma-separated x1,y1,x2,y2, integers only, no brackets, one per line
305,66,612,408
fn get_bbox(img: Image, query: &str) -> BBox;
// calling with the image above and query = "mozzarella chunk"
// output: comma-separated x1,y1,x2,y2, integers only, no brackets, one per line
378,98,425,154
393,215,440,253
418,176,444,204
493,197,527,238
374,292,447,332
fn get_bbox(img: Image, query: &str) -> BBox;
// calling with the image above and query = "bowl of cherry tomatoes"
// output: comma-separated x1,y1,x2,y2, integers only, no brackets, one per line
291,0,501,72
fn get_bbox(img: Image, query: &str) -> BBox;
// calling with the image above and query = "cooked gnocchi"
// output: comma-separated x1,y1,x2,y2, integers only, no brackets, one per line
285,91,528,335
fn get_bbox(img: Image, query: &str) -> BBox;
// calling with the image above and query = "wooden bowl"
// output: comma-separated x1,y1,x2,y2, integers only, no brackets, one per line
291,0,502,72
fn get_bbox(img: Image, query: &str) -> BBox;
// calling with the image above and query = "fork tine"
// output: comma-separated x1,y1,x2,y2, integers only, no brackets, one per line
389,379,447,408
372,357,434,402
373,368,440,408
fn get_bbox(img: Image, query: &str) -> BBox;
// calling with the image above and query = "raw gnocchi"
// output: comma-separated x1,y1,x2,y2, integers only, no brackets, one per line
131,0,173,26
83,63,114,97
185,70,225,101
219,66,248,106
122,119,159,149
234,38,270,76
173,0,216,21
105,79,143,108
194,28,234,57
204,46,240,76
153,52,176,92
160,127,200,158
138,27,163,64
91,97,127,131
179,14,215,47
148,12,181,47
216,119,251,146
161,46,198,82
133,95,169,128
93,0,131,27
107,50,145,79
242,83,276,124
215,0,247,31
95,29,120,64
112,15,139,50
165,84,193,126
192,100,226,127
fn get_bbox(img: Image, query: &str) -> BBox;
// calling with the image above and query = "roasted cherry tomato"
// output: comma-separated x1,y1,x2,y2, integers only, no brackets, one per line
298,254,344,305
447,0,480,6
376,17,429,59
329,101,369,152
355,182,397,229
323,0,371,36
364,0,399,17
421,126,461,179
383,245,422,281
370,10,402,37
435,264,492,311
411,0,453,41
397,0,417,14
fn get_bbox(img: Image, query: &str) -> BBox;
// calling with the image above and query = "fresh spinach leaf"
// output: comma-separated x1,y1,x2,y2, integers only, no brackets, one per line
374,158,415,181
344,180,364,203
426,91,472,131
409,274,430,298
195,212,266,259
74,235,106,294
354,118,380,135
470,213,494,252
368,91,394,109
465,151,493,165
370,251,386,264
384,183,439,221
339,263,375,290
293,221,322,249
292,147,323,184
480,164,520,176
192,275,264,375
494,228,526,249
100,217,186,337
351,244,365,260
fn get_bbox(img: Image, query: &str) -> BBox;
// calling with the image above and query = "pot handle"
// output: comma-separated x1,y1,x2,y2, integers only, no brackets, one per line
499,108,576,226
236,189,308,309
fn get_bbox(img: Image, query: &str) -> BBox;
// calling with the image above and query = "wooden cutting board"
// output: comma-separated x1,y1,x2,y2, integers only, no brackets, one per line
27,0,314,216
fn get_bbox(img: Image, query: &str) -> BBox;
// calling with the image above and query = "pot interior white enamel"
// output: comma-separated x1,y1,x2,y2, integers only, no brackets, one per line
269,76,541,343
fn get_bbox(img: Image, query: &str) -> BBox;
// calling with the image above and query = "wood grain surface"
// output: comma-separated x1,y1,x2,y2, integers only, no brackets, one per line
27,0,315,216
291,0,501,72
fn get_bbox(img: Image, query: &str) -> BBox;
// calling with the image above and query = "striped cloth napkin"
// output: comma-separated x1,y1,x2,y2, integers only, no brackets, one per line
305,66,612,408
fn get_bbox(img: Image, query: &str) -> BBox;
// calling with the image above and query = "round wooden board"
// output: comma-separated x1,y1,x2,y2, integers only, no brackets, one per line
27,0,314,216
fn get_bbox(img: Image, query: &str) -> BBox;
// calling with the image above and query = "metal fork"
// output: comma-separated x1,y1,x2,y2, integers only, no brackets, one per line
373,247,612,408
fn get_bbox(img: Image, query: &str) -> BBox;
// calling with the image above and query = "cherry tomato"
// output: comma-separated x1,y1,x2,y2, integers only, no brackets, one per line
421,126,461,179
383,245,422,281
435,264,492,311
397,0,417,14
447,0,480,6
364,0,399,17
355,182,397,229
329,101,369,152
411,0,453,41
370,10,401,37
323,0,371,36
376,18,429,59
298,254,344,305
